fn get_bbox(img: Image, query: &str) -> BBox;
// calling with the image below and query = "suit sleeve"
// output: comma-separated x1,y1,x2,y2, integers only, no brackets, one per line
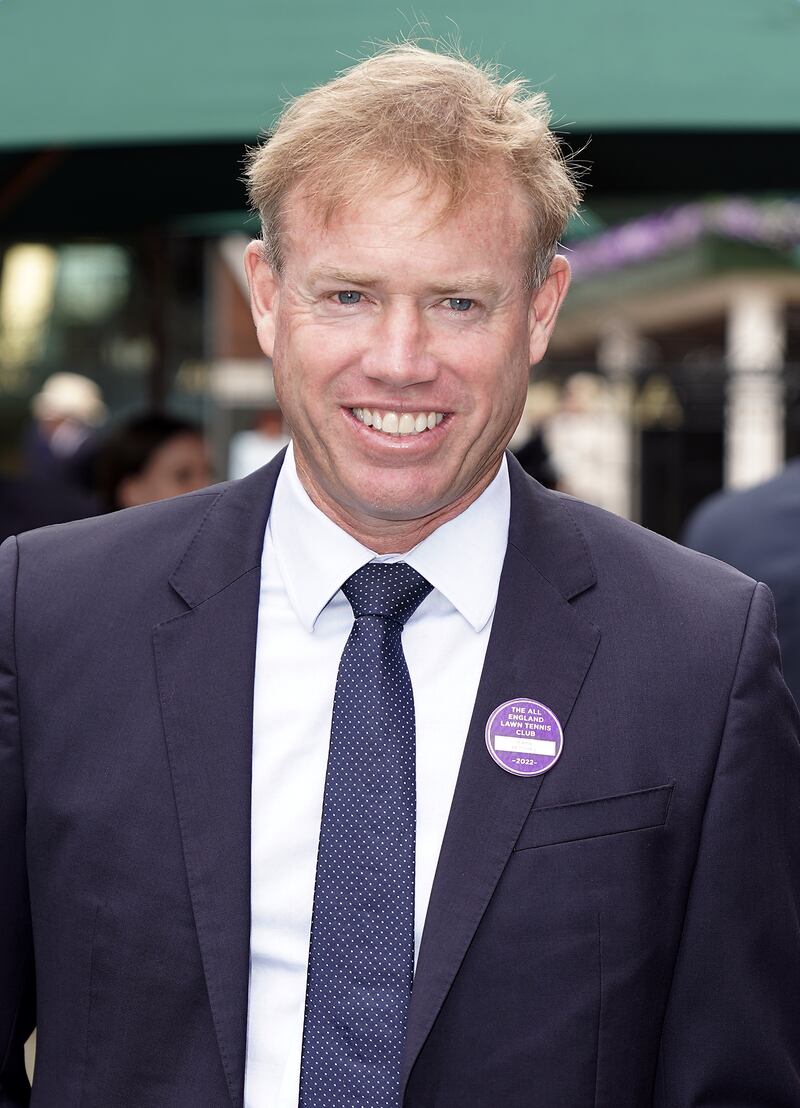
654,582,800,1106
0,537,35,1107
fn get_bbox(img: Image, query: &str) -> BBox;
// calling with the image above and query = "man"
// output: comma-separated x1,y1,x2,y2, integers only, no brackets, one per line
683,459,800,707
1,45,799,1108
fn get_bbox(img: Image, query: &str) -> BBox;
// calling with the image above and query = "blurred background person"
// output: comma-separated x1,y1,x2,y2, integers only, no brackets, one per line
24,372,107,491
0,372,104,542
682,455,800,706
96,411,213,511
512,430,558,488
511,381,561,489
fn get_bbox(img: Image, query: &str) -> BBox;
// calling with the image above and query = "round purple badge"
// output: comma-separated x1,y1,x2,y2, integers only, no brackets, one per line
485,698,564,778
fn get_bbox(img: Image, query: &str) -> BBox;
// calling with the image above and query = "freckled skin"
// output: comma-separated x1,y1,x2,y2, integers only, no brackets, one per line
245,176,570,552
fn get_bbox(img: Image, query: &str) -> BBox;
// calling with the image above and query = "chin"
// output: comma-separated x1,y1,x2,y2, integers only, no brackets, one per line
343,481,446,524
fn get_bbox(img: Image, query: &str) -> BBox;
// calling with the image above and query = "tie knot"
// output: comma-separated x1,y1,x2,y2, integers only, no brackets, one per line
342,562,432,625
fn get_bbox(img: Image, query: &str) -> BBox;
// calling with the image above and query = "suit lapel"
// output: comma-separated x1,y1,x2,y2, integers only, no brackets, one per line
152,447,599,1105
153,454,283,1108
401,458,601,1095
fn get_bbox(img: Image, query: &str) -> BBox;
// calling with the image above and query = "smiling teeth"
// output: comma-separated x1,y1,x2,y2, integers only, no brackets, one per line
353,408,444,435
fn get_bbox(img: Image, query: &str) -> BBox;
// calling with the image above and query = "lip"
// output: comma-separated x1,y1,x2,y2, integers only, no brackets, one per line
342,406,450,450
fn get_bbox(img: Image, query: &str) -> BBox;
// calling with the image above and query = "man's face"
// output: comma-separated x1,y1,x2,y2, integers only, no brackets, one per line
245,175,570,545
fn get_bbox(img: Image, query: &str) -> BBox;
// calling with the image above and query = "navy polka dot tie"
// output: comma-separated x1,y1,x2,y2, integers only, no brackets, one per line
299,562,433,1107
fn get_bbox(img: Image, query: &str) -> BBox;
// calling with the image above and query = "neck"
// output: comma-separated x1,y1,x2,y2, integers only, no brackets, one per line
294,458,503,555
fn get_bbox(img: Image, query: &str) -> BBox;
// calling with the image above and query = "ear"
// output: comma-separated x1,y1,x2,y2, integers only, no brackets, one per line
244,239,280,359
528,255,571,366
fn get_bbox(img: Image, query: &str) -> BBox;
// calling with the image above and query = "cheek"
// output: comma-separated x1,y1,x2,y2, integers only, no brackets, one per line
275,321,338,386
276,327,363,417
271,341,336,440
459,347,527,412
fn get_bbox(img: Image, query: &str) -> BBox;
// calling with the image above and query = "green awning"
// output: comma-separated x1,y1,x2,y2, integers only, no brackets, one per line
2,0,799,150
563,235,800,314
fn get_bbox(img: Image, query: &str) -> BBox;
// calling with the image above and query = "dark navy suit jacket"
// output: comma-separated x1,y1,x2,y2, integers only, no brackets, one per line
2,453,799,1107
683,458,800,709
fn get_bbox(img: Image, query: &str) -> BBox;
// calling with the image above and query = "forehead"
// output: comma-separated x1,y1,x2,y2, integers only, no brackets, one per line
279,174,530,282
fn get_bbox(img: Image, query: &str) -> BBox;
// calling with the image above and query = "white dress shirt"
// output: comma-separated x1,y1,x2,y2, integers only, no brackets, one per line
244,444,510,1107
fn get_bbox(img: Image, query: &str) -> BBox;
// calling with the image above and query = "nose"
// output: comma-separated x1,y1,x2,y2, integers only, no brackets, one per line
361,299,438,388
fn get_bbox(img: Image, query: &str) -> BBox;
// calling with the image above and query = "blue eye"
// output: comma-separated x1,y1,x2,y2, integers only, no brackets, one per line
336,291,363,305
447,298,473,312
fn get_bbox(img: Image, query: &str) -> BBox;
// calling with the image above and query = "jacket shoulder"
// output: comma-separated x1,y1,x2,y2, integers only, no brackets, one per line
555,490,759,616
8,484,230,628
16,483,226,579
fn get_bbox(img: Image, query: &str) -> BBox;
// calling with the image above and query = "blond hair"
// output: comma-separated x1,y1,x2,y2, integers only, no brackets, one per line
245,44,582,288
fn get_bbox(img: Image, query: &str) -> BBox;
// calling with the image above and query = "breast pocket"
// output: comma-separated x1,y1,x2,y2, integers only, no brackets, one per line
513,783,674,851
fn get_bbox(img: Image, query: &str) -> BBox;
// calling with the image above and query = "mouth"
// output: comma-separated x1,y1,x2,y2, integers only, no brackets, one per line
350,408,445,436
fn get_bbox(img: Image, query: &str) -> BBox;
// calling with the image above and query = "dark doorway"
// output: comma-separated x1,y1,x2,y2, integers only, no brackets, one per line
639,428,724,540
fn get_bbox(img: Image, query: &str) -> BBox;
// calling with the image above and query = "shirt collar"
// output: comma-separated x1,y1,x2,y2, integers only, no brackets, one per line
268,441,510,633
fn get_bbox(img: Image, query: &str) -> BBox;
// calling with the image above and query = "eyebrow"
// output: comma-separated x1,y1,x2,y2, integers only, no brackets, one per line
307,266,502,297
308,267,384,287
427,275,501,297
